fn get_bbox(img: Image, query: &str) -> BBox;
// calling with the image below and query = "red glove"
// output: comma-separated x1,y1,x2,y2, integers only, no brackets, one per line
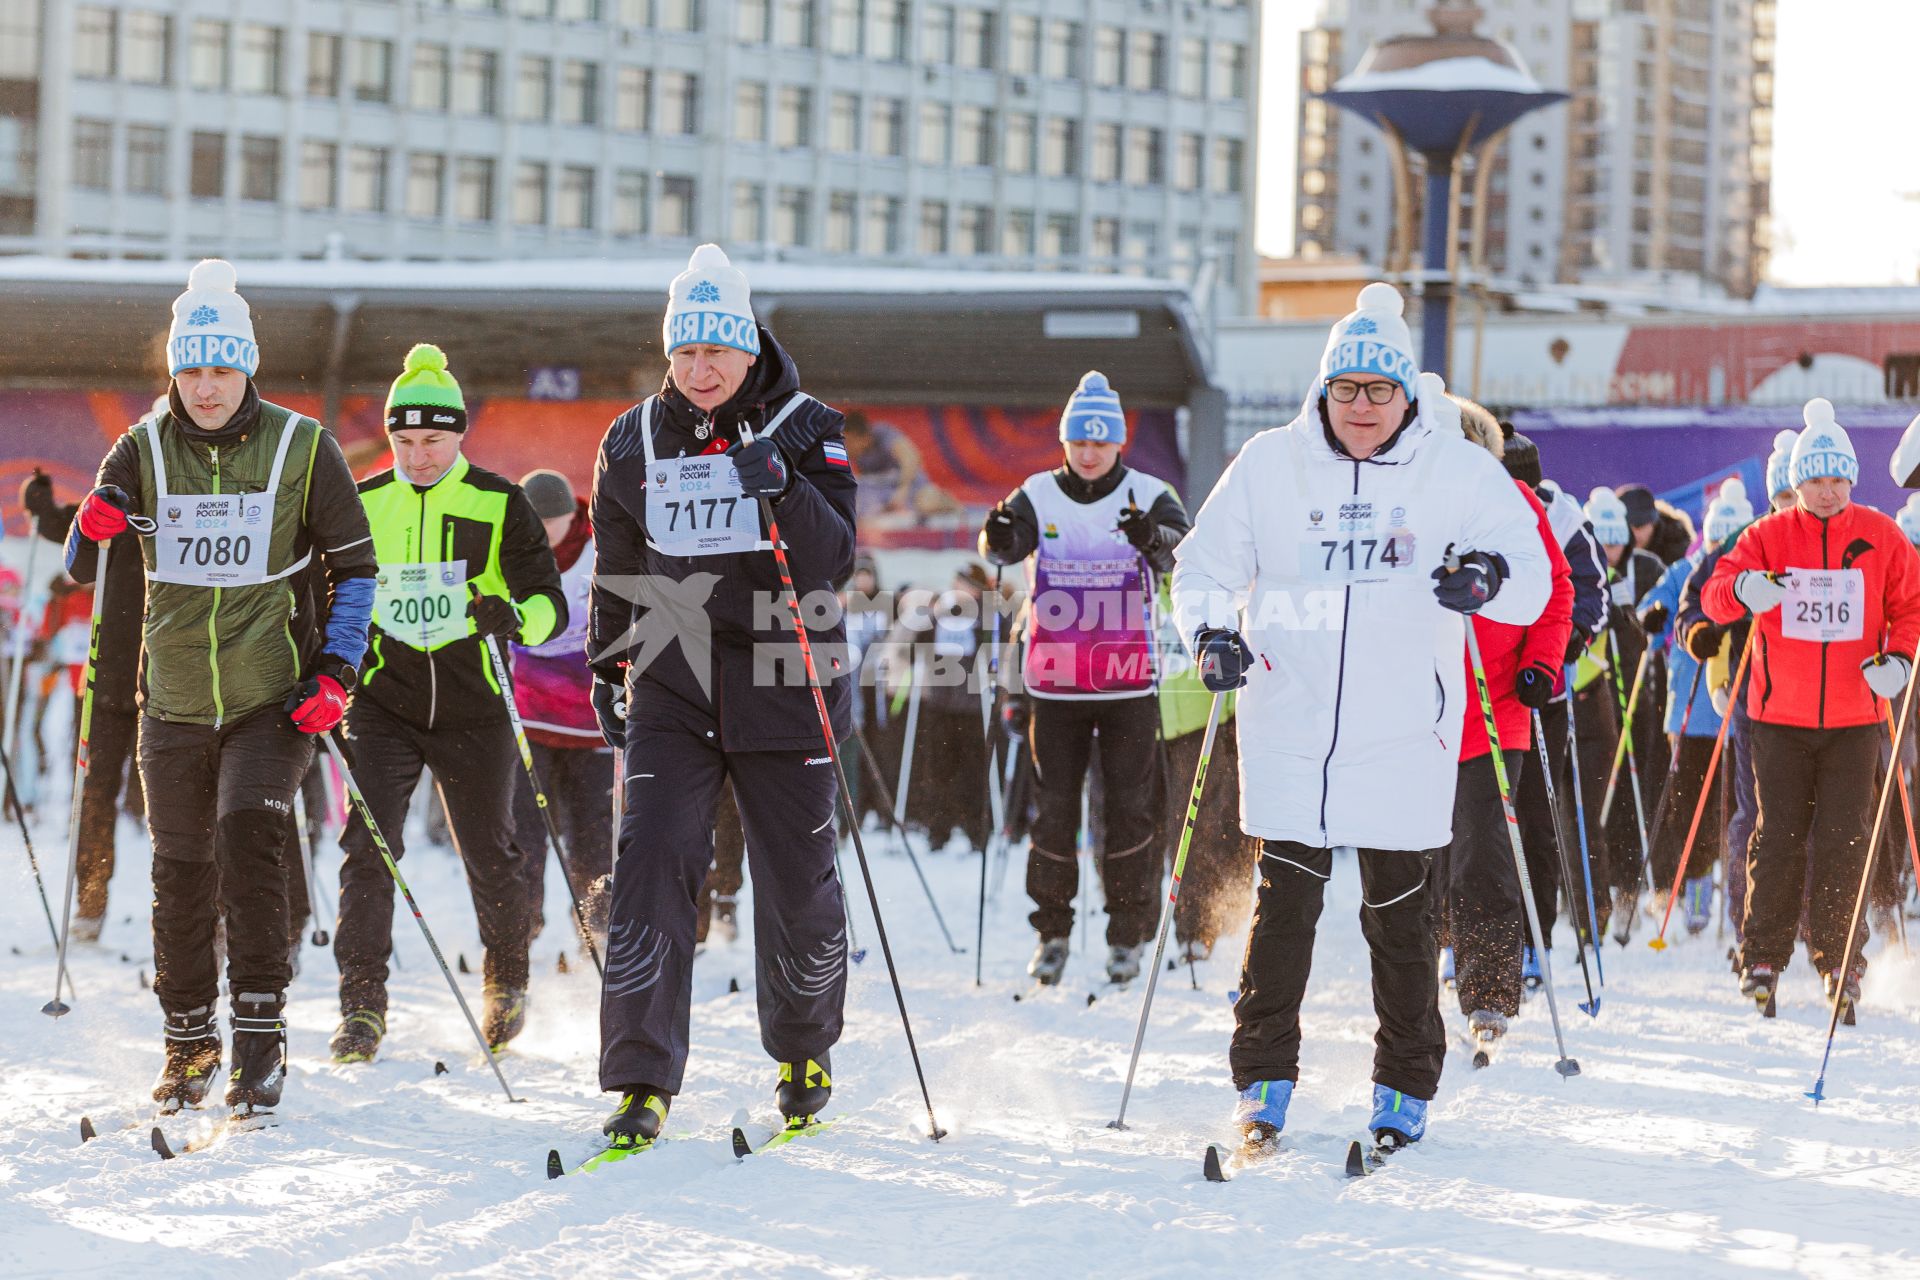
286,673,350,734
76,485,132,542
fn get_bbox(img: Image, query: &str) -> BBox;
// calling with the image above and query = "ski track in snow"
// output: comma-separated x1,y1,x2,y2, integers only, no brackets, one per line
2,803,1917,1279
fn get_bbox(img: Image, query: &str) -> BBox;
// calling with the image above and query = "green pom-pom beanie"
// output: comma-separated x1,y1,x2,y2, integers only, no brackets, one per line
385,343,468,433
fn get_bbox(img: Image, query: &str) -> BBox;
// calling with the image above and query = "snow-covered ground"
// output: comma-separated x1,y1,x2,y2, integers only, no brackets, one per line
3,788,1918,1279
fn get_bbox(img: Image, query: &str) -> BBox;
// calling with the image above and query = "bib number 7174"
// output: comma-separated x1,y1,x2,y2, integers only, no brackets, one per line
1320,536,1405,572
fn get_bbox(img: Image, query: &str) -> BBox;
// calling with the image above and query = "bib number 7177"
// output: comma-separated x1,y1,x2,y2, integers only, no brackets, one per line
662,496,741,532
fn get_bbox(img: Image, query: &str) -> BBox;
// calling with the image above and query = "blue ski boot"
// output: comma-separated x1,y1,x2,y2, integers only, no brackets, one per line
1232,1079,1292,1159
1521,946,1542,992
1368,1084,1428,1151
1683,875,1714,935
1439,947,1456,990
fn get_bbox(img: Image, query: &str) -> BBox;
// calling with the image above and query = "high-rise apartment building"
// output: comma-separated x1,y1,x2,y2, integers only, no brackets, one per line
1294,0,1772,297
0,0,1257,309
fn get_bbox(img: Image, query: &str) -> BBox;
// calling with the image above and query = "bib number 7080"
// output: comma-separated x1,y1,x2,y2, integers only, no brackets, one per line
663,496,740,532
1320,536,1404,573
173,534,252,568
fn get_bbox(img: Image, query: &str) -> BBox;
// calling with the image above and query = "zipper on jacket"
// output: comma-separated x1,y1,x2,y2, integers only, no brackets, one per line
1818,517,1830,730
1316,460,1361,843
207,444,224,728
421,488,437,730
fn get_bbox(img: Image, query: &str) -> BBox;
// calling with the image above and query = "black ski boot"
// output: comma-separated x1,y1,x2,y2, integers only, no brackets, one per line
226,993,287,1114
483,985,527,1052
603,1086,671,1153
1740,963,1778,1017
152,1005,222,1112
330,1010,386,1063
777,1052,832,1123
1824,966,1863,1026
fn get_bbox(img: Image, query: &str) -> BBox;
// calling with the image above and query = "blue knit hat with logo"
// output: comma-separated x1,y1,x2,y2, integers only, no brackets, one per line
1059,371,1126,444
663,244,761,357
1319,282,1420,402
1790,398,1859,487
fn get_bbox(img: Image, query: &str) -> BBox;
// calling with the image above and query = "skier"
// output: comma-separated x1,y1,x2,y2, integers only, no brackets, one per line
587,244,857,1154
1170,282,1551,1158
1702,400,1920,1017
67,259,376,1113
978,370,1191,986
508,468,613,955
332,344,564,1062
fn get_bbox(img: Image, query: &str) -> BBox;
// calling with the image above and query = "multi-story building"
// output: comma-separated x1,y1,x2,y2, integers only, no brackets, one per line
0,0,1258,309
1293,0,1771,297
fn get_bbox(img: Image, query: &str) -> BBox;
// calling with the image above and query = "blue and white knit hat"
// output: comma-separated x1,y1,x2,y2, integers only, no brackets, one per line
1319,282,1420,402
1790,398,1859,487
663,244,760,357
1059,371,1126,444
1703,477,1752,545
1584,486,1630,546
167,259,259,378
1899,494,1920,546
1764,428,1799,500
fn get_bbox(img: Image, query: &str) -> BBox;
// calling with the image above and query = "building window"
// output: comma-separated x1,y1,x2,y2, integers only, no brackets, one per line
351,37,392,103
659,174,695,236
613,169,648,237
299,140,337,209
920,6,953,63
827,92,859,152
1125,127,1162,186
1177,37,1204,97
776,86,812,148
658,0,700,33
72,119,112,190
1042,118,1078,177
736,0,769,42
237,25,284,95
615,66,651,130
734,82,766,142
1009,15,1040,75
74,8,115,79
1001,208,1033,258
1128,32,1165,92
1044,21,1079,80
956,106,992,167
864,194,901,253
1175,133,1202,191
455,156,495,222
918,200,947,255
514,161,548,225
957,10,995,70
956,203,992,255
412,44,450,110
558,165,595,230
306,32,340,98
774,0,813,48
1092,27,1122,87
661,71,699,133
407,153,445,219
345,146,388,213
123,11,171,86
239,135,279,201
517,57,552,121
1124,221,1156,274
827,0,860,54
1004,113,1034,174
190,20,228,91
773,186,808,246
1091,123,1121,182
867,0,907,61
825,190,856,251
1043,212,1076,260
918,102,949,165
455,50,500,115
732,181,764,242
1091,216,1119,269
1211,137,1244,193
1211,42,1248,100
869,98,904,157
190,132,225,199
560,60,599,125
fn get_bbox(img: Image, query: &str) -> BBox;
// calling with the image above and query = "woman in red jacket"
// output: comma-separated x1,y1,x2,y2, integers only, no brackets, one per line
1699,399,1920,1017
1435,399,1574,1051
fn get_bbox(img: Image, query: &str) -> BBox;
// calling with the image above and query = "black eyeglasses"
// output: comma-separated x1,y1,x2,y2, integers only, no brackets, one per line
1326,379,1400,405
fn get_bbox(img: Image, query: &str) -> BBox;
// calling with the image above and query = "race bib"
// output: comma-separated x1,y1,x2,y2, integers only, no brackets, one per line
647,455,758,557
152,491,275,587
376,561,469,649
1296,500,1417,585
1782,568,1865,643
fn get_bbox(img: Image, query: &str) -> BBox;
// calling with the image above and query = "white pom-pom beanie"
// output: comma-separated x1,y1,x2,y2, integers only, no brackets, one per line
1584,486,1630,546
1764,428,1799,499
1319,281,1420,402
167,259,259,378
663,244,760,357
1703,477,1753,545
1790,398,1858,487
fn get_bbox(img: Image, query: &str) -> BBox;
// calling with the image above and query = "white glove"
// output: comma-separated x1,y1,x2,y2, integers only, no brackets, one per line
1733,570,1788,614
1710,682,1732,716
1609,578,1638,607
1862,653,1912,700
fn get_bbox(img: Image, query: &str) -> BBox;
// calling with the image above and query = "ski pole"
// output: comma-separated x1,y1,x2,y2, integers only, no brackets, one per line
1563,670,1606,988
743,436,944,1141
4,519,40,767
1640,657,1705,905
323,731,519,1103
1461,604,1579,1079
1,732,75,998
976,564,1006,987
893,647,924,833
1605,629,1658,916
470,586,604,979
1650,631,1752,950
1532,707,1597,1017
845,721,962,953
293,784,332,947
1111,689,1226,1129
1599,644,1651,829
1808,633,1920,1103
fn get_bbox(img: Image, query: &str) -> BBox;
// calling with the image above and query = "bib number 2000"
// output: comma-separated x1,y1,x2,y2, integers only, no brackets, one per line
173,534,252,568
388,595,454,627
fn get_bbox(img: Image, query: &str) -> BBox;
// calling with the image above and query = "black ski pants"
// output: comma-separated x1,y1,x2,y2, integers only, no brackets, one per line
1435,752,1527,1019
335,698,531,1015
1741,722,1877,976
1648,734,1724,891
513,740,616,936
1232,842,1445,1101
76,702,137,921
600,708,847,1095
140,706,314,1015
1026,693,1161,948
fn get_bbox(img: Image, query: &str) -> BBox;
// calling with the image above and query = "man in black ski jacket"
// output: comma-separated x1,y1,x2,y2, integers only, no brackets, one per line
588,245,856,1156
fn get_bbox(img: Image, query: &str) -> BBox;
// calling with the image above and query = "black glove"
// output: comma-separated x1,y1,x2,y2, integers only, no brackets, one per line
591,674,627,749
1638,601,1669,636
467,592,522,642
1000,691,1029,737
19,469,54,520
1194,626,1252,693
1431,550,1507,615
1563,630,1590,666
1515,663,1556,709
1116,504,1156,553
729,438,789,498
1684,622,1722,662
981,506,1023,567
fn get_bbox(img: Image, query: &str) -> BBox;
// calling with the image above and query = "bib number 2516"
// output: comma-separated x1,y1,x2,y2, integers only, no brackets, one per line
173,534,252,568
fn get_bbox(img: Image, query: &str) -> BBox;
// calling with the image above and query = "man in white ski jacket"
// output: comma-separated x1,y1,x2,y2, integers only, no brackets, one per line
1171,282,1550,1159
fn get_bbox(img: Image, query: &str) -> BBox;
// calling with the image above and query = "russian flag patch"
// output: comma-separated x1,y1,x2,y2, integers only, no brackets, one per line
822,440,851,470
